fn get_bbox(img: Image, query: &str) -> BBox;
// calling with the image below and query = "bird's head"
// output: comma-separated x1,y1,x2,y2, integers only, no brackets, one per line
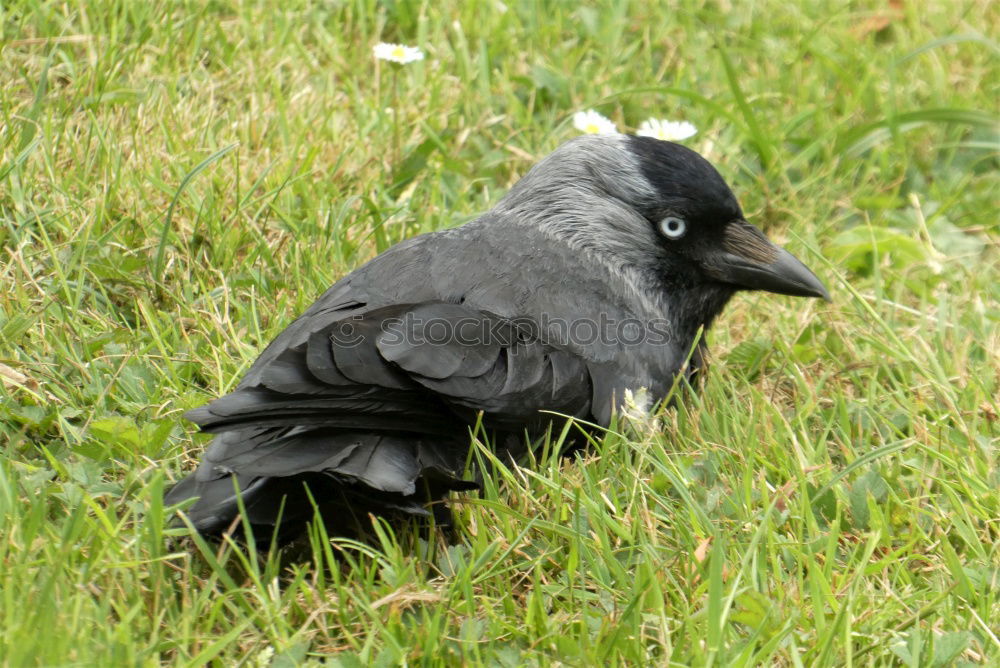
496,134,830,306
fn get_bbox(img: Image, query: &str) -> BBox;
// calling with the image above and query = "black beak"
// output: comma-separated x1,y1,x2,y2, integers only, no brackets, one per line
705,221,831,301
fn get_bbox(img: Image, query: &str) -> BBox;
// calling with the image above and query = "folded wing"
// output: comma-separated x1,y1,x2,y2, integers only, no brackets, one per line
167,300,596,535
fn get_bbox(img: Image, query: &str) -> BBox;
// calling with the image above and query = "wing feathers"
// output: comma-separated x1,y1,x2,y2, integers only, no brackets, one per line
173,300,597,536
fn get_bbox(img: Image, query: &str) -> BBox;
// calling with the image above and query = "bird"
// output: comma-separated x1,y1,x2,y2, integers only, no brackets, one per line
165,134,829,542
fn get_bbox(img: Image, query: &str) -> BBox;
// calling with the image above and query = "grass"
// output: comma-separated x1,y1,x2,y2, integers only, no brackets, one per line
1,0,998,664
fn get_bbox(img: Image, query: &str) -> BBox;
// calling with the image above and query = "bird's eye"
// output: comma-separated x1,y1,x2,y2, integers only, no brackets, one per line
658,216,687,239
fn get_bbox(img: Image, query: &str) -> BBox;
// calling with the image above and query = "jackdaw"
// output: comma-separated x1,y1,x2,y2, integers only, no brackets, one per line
166,134,829,540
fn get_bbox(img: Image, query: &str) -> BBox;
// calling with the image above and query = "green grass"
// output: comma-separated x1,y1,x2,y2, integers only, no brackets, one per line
2,0,998,664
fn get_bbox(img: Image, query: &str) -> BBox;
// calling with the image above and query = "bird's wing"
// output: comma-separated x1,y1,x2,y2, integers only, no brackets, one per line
375,302,594,427
170,299,599,532
185,300,594,435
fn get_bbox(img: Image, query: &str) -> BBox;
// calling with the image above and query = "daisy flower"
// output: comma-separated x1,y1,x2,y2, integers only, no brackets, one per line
373,42,425,65
636,118,697,141
572,109,618,135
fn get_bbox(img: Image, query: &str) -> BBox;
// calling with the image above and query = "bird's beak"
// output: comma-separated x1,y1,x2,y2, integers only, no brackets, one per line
705,220,831,301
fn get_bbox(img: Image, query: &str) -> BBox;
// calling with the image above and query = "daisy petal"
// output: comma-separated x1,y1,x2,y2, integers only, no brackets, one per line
572,109,619,135
636,118,697,142
373,42,425,65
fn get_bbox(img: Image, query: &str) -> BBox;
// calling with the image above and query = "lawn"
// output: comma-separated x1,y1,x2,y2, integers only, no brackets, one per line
1,0,997,665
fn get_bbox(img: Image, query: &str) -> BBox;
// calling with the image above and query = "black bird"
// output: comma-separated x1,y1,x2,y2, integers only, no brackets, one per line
166,134,829,540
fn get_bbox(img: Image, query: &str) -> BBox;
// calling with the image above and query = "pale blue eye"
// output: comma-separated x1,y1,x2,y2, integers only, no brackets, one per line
659,216,687,239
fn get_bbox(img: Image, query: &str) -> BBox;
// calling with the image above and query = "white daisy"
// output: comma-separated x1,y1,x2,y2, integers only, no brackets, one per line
636,118,697,141
572,109,618,135
373,42,425,65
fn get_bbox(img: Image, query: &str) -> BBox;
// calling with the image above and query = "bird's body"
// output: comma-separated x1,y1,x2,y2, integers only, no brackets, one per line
167,134,828,540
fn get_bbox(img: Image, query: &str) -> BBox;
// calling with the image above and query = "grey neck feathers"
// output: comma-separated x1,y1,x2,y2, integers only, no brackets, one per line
489,134,735,342
491,136,670,320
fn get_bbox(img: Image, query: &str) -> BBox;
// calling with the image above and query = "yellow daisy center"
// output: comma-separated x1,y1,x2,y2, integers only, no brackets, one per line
391,46,406,59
